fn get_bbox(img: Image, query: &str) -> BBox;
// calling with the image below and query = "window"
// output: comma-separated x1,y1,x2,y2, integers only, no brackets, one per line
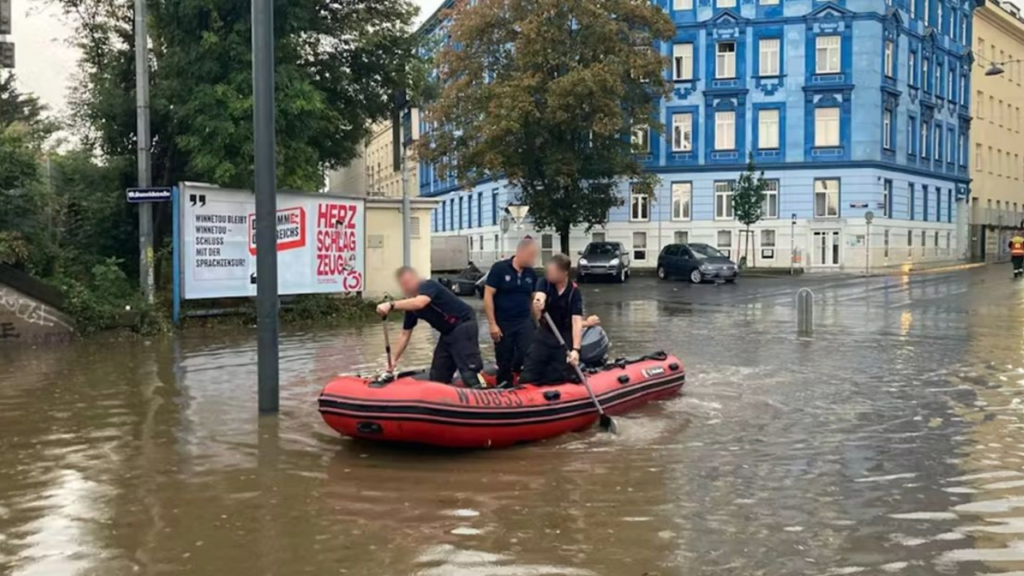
631,126,650,153
762,180,779,219
672,112,693,152
458,197,464,228
883,110,893,150
921,120,929,158
947,70,955,100
910,0,915,18
674,231,689,244
814,179,840,218
673,43,694,80
630,184,650,221
816,36,841,74
715,181,735,219
491,191,499,225
717,0,737,7
884,229,890,258
975,143,983,171
960,17,967,44
884,41,894,77
814,107,840,147
936,188,941,222
908,115,917,155
924,0,929,23
591,232,606,243
922,58,929,91
759,38,780,76
716,230,733,258
923,184,929,221
976,91,986,117
673,0,693,9
909,51,916,85
671,182,692,221
907,229,913,256
541,234,554,264
716,42,736,79
758,108,780,149
988,145,993,172
715,111,736,150
761,230,777,260
632,231,648,261
933,125,941,160
937,3,943,31
467,195,473,228
909,183,916,219
883,179,892,217
947,129,954,163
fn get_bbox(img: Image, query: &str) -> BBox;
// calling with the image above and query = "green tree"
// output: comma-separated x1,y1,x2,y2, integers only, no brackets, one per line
420,0,673,254
60,0,419,192
731,154,769,268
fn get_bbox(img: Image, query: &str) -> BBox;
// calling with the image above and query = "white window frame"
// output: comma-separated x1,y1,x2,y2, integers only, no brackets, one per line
883,109,893,150
908,51,916,86
671,182,692,221
631,126,650,153
715,181,735,220
884,41,894,78
674,230,689,244
716,230,733,258
717,0,737,7
758,108,780,150
760,229,777,260
759,38,780,77
882,179,892,218
814,179,840,218
716,42,737,79
715,111,736,150
629,185,650,222
632,231,649,262
762,180,779,219
920,120,929,158
815,35,841,74
933,125,941,159
673,43,694,81
814,107,840,147
673,0,694,9
672,112,693,152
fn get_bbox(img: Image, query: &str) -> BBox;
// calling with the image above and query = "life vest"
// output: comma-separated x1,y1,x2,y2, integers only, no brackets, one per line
1012,236,1024,256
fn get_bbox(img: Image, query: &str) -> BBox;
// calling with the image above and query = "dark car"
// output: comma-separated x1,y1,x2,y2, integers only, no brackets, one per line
439,263,484,297
657,243,738,284
577,242,630,283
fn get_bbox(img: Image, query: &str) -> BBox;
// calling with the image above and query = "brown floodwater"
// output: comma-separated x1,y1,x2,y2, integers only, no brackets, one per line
3,269,1024,575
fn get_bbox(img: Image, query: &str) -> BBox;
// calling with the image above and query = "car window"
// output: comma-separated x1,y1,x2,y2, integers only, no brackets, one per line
663,246,678,257
689,244,726,259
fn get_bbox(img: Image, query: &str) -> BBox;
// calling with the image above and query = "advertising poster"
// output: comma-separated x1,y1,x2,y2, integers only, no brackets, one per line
180,183,365,299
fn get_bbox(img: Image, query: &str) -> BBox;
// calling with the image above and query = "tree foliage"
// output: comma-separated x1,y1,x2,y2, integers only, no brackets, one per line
731,154,768,267
60,0,419,192
420,0,673,253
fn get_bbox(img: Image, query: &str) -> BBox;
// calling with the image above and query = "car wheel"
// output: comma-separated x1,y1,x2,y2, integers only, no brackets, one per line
725,278,737,284
689,269,703,284
657,266,667,280
617,267,626,283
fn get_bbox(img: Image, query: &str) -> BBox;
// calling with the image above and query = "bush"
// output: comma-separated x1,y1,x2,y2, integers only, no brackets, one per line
56,257,168,335
281,294,378,325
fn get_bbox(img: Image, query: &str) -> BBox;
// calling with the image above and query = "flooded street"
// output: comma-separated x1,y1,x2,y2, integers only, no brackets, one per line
5,266,1024,575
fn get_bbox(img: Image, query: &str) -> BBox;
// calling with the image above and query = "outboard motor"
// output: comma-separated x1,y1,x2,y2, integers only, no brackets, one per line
580,326,610,368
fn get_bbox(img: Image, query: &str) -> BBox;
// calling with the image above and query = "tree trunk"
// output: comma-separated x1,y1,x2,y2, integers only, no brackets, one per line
559,225,571,257
744,224,751,268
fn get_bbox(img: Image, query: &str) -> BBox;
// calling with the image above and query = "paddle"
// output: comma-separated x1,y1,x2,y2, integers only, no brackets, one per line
542,312,617,434
380,299,395,382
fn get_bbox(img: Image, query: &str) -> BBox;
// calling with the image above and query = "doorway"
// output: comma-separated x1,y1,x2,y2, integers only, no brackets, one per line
812,230,841,267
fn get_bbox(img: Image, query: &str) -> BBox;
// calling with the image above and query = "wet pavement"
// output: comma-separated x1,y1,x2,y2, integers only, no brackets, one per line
4,266,1024,575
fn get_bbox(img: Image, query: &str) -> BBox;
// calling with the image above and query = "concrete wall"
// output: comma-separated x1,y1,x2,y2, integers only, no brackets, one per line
362,197,439,299
0,281,74,346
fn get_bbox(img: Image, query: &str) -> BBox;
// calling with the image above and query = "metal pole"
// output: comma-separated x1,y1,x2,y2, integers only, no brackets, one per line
134,0,154,304
401,129,411,267
865,221,871,275
796,288,814,336
790,217,796,275
253,0,279,413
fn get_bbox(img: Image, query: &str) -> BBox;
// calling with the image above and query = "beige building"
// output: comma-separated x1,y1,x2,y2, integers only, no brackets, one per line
970,0,1024,260
327,110,421,199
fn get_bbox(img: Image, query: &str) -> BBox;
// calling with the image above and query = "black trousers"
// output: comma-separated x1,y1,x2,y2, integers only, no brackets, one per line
430,321,484,385
1014,255,1024,272
495,319,534,386
519,332,576,386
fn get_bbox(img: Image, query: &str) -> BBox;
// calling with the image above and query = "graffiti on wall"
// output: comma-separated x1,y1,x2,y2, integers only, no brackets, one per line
0,286,74,345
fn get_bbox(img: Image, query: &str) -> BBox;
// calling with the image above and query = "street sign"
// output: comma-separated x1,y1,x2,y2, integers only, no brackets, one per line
126,187,172,203
505,204,529,224
499,214,511,234
865,211,875,224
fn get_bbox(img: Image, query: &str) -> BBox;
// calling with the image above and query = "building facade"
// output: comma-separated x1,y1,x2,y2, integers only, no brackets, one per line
327,110,421,199
969,0,1024,261
420,0,976,271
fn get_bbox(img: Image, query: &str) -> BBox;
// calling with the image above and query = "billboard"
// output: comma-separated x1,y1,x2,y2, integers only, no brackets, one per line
179,183,364,299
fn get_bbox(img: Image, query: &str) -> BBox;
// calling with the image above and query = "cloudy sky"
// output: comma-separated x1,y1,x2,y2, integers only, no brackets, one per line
11,0,445,116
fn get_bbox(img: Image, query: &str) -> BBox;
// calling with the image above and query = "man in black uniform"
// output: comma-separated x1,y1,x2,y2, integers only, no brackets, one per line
376,267,484,386
483,238,539,387
519,253,584,386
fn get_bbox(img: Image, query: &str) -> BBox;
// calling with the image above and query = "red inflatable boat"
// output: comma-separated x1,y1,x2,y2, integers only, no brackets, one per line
318,352,685,449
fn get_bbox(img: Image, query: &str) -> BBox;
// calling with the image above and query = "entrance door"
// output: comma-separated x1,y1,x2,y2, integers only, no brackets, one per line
812,230,841,267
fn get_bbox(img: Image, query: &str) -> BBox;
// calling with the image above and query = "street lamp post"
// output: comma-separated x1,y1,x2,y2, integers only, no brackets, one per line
865,211,875,276
134,0,155,304
790,213,797,275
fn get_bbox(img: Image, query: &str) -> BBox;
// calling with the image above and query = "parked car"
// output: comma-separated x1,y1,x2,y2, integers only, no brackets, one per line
657,243,738,284
439,263,484,297
577,242,630,283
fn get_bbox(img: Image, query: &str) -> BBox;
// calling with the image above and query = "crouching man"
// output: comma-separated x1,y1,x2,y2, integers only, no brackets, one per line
376,266,485,387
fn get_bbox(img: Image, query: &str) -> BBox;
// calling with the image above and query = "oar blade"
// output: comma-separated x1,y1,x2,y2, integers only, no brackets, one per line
599,414,617,434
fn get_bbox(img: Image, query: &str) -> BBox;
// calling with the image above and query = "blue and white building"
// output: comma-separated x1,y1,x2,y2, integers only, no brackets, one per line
420,0,976,271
